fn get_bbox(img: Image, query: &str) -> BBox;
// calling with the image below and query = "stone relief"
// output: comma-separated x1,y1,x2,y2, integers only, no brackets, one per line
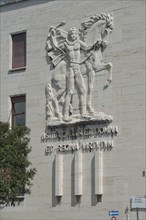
44,14,116,202
46,13,113,125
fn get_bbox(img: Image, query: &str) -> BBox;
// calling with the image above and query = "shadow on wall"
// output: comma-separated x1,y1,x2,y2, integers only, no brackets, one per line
52,159,57,207
0,0,52,12
71,157,78,207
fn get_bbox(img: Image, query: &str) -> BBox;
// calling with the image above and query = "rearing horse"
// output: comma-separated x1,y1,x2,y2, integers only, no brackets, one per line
46,13,113,119
79,13,113,113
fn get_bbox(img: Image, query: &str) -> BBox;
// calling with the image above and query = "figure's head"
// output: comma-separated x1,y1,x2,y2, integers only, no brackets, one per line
68,27,77,41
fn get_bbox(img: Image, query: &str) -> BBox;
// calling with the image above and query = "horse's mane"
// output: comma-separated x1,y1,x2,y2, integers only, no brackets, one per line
79,13,113,42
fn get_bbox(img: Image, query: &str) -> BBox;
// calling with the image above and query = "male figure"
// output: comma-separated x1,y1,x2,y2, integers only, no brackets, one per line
63,27,99,120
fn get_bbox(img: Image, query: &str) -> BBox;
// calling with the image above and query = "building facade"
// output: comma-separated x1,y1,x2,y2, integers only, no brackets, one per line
0,0,145,220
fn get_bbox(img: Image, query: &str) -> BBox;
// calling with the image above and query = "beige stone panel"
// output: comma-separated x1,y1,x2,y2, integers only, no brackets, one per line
55,153,63,196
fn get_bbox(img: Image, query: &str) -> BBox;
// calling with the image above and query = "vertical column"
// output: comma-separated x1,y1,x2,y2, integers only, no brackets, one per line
95,150,103,195
74,150,82,196
55,153,63,196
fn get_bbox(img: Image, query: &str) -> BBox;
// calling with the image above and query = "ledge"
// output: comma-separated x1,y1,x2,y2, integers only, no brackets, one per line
47,112,113,127
0,0,26,6
0,0,54,7
8,66,26,73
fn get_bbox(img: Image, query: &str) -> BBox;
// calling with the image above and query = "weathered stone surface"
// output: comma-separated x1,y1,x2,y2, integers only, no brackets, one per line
0,0,145,220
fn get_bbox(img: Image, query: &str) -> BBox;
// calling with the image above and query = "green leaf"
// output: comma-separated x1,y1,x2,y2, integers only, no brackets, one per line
0,122,37,206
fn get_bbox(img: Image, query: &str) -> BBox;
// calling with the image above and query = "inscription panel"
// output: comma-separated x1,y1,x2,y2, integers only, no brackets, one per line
42,124,118,154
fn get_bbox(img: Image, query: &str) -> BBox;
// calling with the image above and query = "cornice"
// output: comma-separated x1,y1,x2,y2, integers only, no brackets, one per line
0,0,26,7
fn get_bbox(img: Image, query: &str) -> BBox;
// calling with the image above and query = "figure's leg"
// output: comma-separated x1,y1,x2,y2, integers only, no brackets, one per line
107,62,112,82
75,70,86,116
103,62,112,89
63,93,72,119
94,62,113,89
52,98,62,119
85,61,95,113
63,68,74,120
87,69,95,113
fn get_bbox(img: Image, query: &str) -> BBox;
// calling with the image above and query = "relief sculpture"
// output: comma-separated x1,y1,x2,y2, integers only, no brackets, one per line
46,13,113,125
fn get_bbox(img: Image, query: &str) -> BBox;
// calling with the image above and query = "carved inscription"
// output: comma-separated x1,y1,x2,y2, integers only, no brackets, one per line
41,124,118,154
41,125,118,142
45,140,114,154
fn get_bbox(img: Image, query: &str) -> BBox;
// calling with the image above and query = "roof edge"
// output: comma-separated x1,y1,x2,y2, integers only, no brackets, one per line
0,0,26,7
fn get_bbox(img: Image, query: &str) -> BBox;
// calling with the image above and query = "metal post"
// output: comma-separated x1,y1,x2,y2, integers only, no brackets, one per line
125,206,129,220
136,207,139,220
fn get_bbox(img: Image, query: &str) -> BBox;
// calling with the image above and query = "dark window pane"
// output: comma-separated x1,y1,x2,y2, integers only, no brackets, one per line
12,32,26,69
11,96,25,103
13,115,25,126
11,95,26,126
12,102,25,114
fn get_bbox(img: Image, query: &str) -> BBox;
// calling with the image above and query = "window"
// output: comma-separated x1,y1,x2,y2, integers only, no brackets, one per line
11,32,26,69
11,95,26,126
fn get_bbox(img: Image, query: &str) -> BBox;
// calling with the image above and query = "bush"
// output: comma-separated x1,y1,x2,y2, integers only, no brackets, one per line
0,122,36,206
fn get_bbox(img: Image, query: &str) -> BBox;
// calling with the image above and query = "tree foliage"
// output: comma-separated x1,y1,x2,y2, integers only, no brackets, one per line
0,122,36,206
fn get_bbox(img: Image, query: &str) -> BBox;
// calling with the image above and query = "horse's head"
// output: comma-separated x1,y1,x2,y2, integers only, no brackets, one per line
79,13,113,44
100,14,113,41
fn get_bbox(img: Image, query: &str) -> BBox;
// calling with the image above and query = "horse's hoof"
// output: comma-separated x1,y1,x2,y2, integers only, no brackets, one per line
103,79,111,90
103,84,109,90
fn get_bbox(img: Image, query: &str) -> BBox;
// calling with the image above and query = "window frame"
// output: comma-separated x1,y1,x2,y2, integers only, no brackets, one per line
9,30,27,71
10,95,26,127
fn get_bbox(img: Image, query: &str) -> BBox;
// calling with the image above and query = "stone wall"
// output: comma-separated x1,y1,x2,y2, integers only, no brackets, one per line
0,0,145,220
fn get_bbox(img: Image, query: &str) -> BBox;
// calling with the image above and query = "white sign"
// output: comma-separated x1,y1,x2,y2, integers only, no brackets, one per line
130,196,146,209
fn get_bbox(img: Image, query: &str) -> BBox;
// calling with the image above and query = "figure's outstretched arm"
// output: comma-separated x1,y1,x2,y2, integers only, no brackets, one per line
79,40,94,52
79,40,104,52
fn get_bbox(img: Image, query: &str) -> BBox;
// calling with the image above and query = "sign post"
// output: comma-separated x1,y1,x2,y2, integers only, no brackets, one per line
125,206,129,220
136,208,139,220
111,216,117,220
109,210,119,220
130,196,146,220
